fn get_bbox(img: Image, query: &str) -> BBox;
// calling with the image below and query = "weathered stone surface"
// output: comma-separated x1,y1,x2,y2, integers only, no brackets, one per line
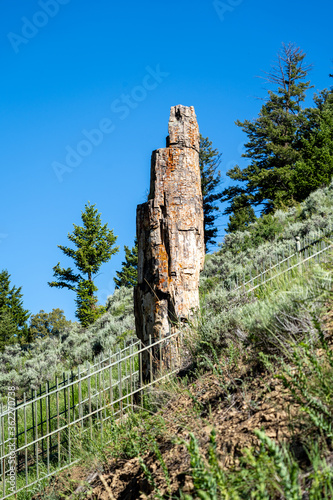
168,105,200,151
134,105,205,379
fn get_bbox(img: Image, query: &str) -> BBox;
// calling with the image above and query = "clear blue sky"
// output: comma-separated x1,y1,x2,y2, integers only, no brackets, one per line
1,0,332,321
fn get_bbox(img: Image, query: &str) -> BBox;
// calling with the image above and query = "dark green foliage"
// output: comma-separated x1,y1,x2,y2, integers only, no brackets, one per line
292,88,333,200
74,279,102,326
48,202,119,326
0,269,30,350
0,310,18,352
220,209,286,253
199,135,223,249
29,308,72,340
226,193,256,233
246,212,285,247
222,43,333,231
114,238,138,289
183,429,303,499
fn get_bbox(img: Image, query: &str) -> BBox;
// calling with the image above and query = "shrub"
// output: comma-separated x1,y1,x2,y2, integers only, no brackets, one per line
279,319,333,439
0,286,135,395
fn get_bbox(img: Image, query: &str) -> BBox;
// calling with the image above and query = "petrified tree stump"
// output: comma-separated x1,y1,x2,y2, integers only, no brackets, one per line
134,105,205,380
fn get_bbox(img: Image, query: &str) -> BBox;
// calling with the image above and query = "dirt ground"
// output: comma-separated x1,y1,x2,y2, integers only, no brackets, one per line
32,308,333,499
35,356,304,499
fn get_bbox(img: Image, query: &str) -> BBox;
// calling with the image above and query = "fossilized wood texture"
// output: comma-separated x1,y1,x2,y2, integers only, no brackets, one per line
134,105,205,378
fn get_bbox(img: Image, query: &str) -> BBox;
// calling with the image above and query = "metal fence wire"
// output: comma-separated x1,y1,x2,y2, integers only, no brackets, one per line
0,332,182,499
228,231,333,295
0,231,332,498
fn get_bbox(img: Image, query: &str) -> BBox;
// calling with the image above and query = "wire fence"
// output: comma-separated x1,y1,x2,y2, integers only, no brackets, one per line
226,230,333,295
0,332,182,499
1,229,332,498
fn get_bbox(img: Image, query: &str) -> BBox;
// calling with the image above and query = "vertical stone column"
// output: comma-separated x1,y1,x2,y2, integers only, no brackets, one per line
134,105,205,380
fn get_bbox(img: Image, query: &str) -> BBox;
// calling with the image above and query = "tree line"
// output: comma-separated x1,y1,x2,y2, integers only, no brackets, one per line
1,42,332,349
115,44,333,285
223,43,333,232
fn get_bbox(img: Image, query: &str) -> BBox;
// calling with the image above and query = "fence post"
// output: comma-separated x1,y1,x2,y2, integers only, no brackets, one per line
78,366,82,429
98,360,103,439
139,340,143,405
102,359,107,422
15,395,18,457
296,236,301,260
124,344,129,409
66,374,71,463
46,381,50,476
23,393,28,486
87,363,92,440
117,350,123,420
63,373,67,425
108,351,114,418
130,341,133,409
34,390,39,481
149,334,153,384
1,402,5,497
71,371,75,422
39,385,44,462
56,377,60,465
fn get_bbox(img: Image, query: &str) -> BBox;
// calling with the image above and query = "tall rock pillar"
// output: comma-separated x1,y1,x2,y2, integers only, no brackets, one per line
134,105,205,380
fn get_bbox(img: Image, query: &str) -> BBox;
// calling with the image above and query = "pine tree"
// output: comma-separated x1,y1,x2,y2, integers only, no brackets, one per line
48,202,119,326
0,269,30,350
0,310,19,352
292,86,333,199
222,43,313,227
114,239,138,289
226,194,256,233
199,135,223,249
29,308,72,340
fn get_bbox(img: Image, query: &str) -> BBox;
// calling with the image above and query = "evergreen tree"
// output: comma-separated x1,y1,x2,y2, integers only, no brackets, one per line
0,310,19,352
199,135,223,249
29,308,72,340
0,269,30,350
48,202,119,326
114,239,138,289
292,86,333,199
222,43,313,228
226,194,256,233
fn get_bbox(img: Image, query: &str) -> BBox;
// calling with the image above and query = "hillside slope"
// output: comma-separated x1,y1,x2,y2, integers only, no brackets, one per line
29,183,333,499
33,284,333,499
2,181,333,398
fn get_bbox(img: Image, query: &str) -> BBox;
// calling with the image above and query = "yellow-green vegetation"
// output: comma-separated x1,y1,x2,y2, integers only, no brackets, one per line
20,249,333,499
3,183,333,499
